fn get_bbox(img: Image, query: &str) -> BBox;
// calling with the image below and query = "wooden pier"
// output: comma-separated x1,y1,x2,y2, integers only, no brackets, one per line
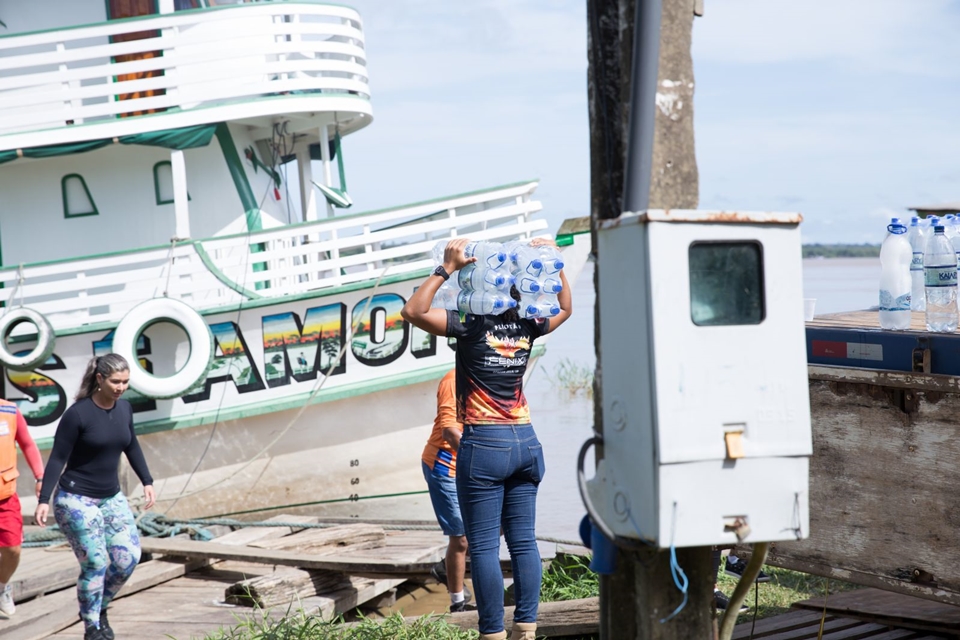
0,517,446,640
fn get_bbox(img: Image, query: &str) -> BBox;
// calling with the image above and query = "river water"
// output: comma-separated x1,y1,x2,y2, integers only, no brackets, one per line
528,257,877,542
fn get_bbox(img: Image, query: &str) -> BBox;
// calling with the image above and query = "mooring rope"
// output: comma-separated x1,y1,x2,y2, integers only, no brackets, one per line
23,512,582,549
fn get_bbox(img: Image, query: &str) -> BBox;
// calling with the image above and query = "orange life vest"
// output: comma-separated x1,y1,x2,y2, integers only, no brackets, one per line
0,400,21,501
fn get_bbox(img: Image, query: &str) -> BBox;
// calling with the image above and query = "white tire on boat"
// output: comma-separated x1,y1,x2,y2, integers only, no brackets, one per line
0,307,56,371
114,298,214,399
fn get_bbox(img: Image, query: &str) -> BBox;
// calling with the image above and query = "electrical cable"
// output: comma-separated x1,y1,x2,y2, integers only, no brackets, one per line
576,433,654,550
659,502,688,624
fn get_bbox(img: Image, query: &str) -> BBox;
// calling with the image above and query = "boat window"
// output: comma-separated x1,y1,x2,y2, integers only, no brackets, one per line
154,161,191,205
154,162,174,204
689,241,765,326
61,175,99,218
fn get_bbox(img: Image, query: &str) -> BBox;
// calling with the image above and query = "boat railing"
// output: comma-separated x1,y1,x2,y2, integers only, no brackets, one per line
0,181,546,333
0,2,369,149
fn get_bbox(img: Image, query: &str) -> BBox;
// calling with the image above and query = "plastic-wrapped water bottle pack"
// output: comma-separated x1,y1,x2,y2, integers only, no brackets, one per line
429,240,564,317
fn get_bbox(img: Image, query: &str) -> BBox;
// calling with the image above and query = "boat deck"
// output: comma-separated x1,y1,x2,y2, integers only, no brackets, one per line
807,310,960,376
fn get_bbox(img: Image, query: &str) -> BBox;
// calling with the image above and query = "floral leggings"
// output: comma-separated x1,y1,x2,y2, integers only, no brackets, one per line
53,490,141,627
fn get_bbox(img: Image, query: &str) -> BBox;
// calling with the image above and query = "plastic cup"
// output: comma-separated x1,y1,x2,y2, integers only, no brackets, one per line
804,298,816,321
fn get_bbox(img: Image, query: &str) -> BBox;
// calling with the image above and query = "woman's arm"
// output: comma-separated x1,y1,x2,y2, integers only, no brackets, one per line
13,410,44,495
529,238,573,334
35,408,81,526
124,413,156,509
401,239,475,336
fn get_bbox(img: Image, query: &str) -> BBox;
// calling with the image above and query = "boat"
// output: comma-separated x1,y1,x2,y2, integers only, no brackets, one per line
0,1,590,519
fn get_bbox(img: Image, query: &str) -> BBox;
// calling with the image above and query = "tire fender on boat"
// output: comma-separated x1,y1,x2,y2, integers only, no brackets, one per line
114,298,214,399
0,307,56,371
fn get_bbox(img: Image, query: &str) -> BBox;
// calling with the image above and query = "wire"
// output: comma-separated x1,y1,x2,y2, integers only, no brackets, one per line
154,264,391,504
659,502,688,624
575,433,654,550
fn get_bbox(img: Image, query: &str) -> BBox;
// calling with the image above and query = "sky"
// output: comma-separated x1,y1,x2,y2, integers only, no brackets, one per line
342,0,960,244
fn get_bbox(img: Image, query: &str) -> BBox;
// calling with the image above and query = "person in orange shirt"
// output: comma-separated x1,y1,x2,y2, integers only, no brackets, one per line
0,400,45,617
421,369,471,612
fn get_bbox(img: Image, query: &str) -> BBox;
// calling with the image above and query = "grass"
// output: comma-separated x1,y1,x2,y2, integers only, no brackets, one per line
539,553,599,602
196,557,859,638
544,358,594,398
717,564,860,621
197,610,478,640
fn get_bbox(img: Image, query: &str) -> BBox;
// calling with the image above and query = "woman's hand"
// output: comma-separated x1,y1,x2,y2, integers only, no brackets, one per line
35,503,49,528
529,236,558,249
143,485,156,510
441,238,477,273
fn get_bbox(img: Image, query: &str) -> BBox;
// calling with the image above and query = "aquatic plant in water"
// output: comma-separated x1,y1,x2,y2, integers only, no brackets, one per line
544,358,594,398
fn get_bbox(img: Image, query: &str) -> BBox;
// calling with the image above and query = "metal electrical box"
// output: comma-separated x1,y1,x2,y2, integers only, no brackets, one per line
588,210,812,548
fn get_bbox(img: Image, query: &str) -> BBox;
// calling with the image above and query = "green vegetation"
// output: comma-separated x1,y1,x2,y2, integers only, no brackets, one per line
717,565,859,621
195,557,859,638
540,553,600,602
802,243,879,258
544,358,594,398
197,611,478,640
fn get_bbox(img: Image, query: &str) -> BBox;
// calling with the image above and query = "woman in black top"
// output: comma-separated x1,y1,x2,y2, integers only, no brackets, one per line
402,238,572,640
35,354,155,640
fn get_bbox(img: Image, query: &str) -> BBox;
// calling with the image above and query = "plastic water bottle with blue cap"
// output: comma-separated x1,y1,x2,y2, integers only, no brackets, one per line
511,245,544,277
907,217,927,311
879,217,912,330
539,276,563,295
521,296,561,320
430,240,505,269
463,241,506,269
458,263,512,291
924,224,958,332
535,245,565,275
457,290,517,315
431,282,517,316
516,275,541,295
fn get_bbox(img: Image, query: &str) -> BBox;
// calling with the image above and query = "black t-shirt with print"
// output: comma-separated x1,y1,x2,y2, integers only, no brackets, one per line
445,311,548,425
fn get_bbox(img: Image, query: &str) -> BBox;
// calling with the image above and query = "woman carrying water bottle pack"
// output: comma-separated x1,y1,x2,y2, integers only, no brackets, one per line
401,238,573,640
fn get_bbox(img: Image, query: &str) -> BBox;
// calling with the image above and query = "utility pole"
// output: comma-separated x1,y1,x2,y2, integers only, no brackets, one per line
587,0,711,637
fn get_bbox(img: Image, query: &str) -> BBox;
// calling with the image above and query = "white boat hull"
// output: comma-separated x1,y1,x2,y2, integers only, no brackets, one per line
15,233,590,520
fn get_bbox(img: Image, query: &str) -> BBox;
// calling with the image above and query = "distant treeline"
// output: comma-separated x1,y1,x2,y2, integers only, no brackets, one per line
802,243,880,258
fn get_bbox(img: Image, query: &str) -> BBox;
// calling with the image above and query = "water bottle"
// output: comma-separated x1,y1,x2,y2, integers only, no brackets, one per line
946,215,958,239
925,225,959,332
430,240,452,266
539,276,563,294
456,290,517,315
464,242,507,269
458,263,509,291
535,245,565,274
951,222,960,281
521,296,561,319
431,281,462,310
907,217,927,311
516,275,541,295
878,218,912,330
511,245,544,277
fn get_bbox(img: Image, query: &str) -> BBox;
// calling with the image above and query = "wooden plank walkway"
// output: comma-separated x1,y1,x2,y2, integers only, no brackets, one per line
731,609,950,639
140,528,447,576
794,588,960,635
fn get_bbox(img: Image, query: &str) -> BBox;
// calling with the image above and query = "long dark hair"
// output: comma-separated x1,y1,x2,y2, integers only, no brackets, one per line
76,354,129,401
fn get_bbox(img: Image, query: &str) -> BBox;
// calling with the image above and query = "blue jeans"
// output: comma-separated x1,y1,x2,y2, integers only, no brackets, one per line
422,461,465,537
456,424,544,634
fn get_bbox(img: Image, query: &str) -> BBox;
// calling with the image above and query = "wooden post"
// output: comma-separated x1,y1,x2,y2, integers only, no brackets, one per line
588,0,708,637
